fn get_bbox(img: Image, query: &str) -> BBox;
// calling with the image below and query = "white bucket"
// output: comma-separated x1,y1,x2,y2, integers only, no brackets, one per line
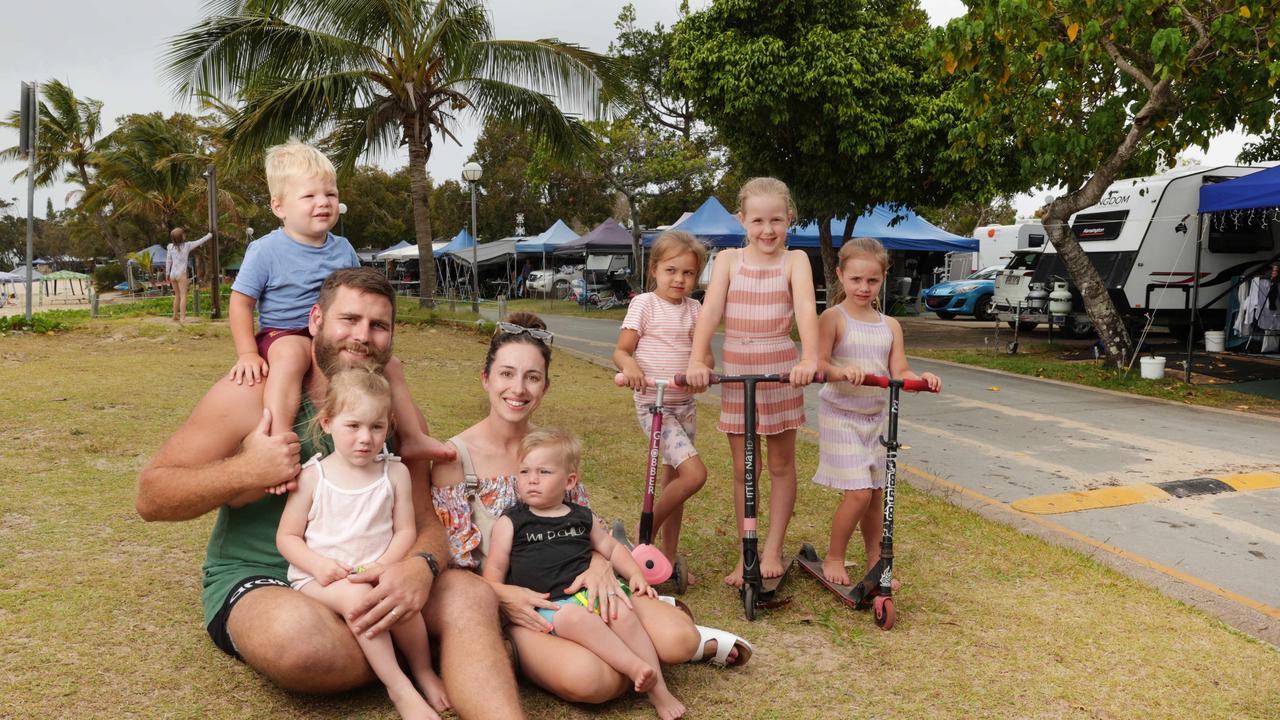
1204,330,1225,352
1139,356,1167,380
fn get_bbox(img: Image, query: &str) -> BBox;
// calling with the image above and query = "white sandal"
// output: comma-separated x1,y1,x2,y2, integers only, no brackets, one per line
690,625,753,667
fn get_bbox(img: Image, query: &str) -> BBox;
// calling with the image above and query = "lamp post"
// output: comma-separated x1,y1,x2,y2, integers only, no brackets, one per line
462,161,483,313
338,202,348,237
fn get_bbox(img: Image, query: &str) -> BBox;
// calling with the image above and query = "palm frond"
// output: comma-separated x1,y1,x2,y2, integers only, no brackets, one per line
460,77,596,163
223,70,381,159
465,39,625,117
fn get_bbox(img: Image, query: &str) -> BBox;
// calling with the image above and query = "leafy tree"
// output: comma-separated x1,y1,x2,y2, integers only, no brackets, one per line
588,119,714,283
467,120,552,240
917,197,1017,237
612,2,698,141
936,0,1280,365
166,0,623,307
341,166,415,250
430,179,471,240
671,0,989,293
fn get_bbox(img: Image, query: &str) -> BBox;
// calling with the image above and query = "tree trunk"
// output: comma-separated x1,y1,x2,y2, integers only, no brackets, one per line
627,192,643,288
816,213,840,305
1042,208,1132,364
405,128,437,309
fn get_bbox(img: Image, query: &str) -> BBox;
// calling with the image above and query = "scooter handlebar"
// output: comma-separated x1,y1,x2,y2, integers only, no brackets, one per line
673,370,829,386
859,374,938,393
614,373,684,388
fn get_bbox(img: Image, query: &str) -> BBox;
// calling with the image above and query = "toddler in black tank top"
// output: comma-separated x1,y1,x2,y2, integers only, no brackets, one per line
482,428,688,719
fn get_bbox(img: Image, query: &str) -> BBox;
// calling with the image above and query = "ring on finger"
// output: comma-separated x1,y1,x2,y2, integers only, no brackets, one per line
389,607,399,617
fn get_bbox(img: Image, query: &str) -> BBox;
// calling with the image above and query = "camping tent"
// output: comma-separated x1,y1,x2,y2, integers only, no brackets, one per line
129,244,168,267
788,206,977,252
432,229,476,258
515,220,580,254
554,218,635,254
448,238,520,267
373,240,413,260
645,197,744,247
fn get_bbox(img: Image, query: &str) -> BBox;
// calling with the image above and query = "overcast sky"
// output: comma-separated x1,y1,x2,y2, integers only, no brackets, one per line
0,0,1253,224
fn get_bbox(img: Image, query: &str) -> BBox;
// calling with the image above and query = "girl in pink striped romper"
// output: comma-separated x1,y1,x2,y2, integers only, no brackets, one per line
684,178,821,588
814,239,940,586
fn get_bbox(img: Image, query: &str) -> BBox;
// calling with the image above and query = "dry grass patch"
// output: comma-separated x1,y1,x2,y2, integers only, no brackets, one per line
1,317,1277,718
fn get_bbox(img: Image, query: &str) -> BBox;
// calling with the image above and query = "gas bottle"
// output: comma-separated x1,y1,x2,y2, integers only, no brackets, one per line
1048,282,1073,314
1026,283,1049,311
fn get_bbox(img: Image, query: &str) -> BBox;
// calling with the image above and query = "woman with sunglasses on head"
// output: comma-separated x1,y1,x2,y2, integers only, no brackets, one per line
430,312,751,705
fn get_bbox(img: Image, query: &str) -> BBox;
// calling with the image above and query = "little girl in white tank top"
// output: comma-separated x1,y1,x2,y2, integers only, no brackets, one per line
276,368,449,719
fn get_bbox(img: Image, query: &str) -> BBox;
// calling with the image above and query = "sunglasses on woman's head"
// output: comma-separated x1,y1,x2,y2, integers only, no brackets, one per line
495,322,554,345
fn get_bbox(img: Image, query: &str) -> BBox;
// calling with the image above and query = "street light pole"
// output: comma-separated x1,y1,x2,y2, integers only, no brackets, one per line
338,202,347,237
462,161,483,314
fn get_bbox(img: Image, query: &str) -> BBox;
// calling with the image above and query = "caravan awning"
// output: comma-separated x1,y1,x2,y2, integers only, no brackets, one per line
1199,165,1280,213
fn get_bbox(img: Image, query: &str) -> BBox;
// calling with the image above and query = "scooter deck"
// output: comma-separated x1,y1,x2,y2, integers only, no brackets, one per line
756,555,795,600
796,543,874,610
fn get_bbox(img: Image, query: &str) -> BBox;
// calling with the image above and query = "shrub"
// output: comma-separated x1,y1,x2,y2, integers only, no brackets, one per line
0,314,66,333
92,263,126,293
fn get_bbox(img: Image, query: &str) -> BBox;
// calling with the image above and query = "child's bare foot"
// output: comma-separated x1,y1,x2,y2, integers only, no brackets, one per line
415,668,450,712
761,549,787,578
723,559,744,588
822,557,850,585
387,683,439,720
631,663,658,693
397,431,457,462
648,684,687,720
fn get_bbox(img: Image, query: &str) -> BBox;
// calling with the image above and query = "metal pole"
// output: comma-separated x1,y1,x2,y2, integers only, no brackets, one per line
1185,213,1207,383
24,81,38,323
470,181,479,314
206,164,222,319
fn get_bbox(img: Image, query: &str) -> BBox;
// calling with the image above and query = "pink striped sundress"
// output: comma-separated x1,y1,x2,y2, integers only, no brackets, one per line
718,256,805,435
813,306,893,490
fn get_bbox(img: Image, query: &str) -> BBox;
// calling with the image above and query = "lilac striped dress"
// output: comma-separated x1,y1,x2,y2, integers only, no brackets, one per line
719,256,805,435
813,306,893,490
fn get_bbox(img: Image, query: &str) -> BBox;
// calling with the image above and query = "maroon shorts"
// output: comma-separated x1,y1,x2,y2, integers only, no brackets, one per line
255,327,312,357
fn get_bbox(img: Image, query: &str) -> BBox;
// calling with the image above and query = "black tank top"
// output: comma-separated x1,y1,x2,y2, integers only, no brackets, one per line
504,502,593,597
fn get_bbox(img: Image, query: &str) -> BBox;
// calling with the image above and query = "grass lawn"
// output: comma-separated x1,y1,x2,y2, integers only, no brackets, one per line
2,315,1278,718
915,344,1280,417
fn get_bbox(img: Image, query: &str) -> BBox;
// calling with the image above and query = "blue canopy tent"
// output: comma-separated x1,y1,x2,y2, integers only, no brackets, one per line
1186,165,1280,377
788,206,977,252
430,229,477,299
515,220,579,254
644,197,745,248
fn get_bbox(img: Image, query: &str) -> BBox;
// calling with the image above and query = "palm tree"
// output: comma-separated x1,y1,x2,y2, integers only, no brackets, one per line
0,80,130,258
86,114,211,235
164,0,623,307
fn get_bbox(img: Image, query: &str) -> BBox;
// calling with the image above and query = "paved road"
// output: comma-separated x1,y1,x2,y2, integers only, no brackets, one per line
490,310,1280,642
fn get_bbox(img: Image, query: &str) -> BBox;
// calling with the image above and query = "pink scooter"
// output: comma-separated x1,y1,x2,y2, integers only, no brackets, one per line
612,373,681,587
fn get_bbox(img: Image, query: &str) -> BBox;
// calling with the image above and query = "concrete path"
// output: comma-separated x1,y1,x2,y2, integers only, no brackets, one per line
490,310,1280,644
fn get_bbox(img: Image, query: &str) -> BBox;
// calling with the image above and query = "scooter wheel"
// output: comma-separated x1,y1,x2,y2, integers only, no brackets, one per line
742,584,757,621
873,596,895,630
672,556,689,595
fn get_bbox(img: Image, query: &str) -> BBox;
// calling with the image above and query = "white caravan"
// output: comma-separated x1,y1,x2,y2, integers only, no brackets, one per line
1025,164,1279,336
972,221,1047,268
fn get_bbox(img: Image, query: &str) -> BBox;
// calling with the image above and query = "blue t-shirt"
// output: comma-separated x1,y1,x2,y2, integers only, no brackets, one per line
231,228,360,329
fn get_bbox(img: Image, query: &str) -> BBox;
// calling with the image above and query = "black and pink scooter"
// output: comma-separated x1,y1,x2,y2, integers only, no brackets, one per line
795,374,938,630
611,374,688,592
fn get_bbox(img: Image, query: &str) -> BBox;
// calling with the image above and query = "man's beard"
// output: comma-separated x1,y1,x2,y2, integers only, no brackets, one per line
313,320,392,377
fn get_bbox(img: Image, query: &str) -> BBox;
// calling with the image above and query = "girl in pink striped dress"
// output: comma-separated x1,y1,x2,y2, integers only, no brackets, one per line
814,239,940,586
684,178,821,588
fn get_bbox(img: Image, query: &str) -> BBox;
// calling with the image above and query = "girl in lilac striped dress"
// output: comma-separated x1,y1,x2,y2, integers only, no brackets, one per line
814,239,940,586
684,178,821,588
